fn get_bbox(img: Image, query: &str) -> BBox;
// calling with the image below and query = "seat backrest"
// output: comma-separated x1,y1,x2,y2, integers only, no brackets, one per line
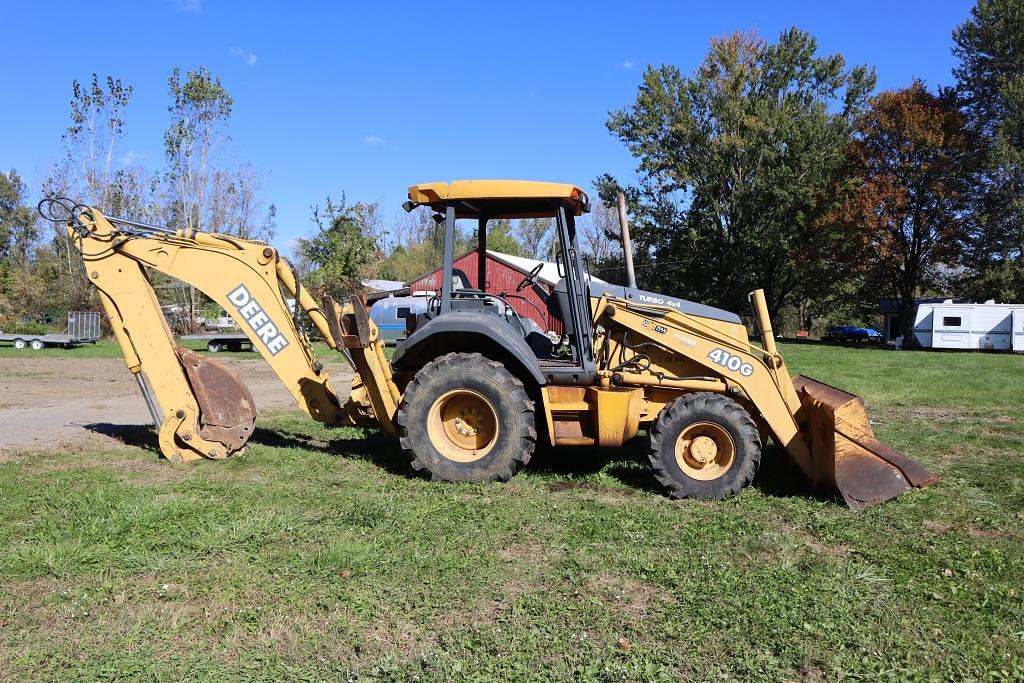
546,278,575,337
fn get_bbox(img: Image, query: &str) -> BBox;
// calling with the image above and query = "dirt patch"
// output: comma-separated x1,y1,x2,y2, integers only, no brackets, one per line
0,355,352,455
923,520,955,534
547,480,639,502
966,527,1009,539
754,511,852,560
584,572,667,621
362,614,435,659
924,520,1013,540
733,516,851,570
879,405,1014,425
497,540,547,563
903,407,973,422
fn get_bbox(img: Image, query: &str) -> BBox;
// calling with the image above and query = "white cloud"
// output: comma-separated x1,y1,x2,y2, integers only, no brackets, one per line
363,135,386,145
621,59,636,70
118,150,146,165
230,47,258,66
175,0,202,12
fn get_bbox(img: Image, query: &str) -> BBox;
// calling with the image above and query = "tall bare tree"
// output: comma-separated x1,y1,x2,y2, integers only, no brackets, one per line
60,74,134,209
164,66,233,231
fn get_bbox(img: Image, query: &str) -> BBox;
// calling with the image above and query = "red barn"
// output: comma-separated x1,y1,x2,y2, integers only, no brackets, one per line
406,250,570,334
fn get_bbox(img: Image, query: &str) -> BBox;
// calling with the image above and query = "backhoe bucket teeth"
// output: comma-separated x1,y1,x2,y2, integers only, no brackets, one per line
793,376,937,510
176,348,256,454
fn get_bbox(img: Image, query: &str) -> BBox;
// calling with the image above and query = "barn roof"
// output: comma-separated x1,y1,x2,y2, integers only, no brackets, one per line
404,249,605,288
486,251,561,287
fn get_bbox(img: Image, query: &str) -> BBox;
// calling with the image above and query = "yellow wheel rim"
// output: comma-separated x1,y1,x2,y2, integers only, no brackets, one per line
674,421,735,481
426,389,499,463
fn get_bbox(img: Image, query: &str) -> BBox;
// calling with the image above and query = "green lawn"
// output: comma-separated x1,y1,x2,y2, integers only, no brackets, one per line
1,344,1022,680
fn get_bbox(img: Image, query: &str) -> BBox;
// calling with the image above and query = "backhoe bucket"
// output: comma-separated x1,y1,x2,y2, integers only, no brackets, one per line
792,376,936,510
176,348,256,454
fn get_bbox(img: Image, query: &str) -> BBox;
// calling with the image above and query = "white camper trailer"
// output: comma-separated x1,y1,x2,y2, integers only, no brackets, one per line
912,300,1024,351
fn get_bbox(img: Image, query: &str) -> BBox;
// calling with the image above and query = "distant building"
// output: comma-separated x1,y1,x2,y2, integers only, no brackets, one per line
406,250,605,334
881,297,1024,351
879,297,963,342
361,278,405,293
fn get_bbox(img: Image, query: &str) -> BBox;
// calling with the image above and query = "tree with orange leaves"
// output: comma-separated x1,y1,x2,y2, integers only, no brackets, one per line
842,80,975,345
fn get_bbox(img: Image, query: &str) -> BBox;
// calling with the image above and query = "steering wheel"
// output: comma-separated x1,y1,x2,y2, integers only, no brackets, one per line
516,263,545,293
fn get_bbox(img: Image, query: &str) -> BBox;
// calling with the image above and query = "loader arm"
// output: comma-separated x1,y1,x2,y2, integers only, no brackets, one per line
595,298,814,472
67,207,399,461
595,289,936,509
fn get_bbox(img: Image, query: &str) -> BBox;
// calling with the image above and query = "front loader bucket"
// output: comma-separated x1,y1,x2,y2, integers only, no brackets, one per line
792,376,936,510
176,347,256,454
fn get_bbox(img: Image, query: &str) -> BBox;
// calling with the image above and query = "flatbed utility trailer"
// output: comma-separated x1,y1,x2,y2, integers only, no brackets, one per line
0,311,101,350
179,333,254,353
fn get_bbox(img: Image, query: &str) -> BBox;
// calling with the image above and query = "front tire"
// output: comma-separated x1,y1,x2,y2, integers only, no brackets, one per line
397,352,536,483
649,392,761,500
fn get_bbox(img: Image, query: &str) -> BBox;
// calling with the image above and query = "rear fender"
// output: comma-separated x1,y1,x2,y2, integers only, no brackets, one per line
392,312,546,387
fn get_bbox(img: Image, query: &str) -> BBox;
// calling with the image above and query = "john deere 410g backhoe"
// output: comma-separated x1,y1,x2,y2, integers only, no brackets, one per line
44,180,935,509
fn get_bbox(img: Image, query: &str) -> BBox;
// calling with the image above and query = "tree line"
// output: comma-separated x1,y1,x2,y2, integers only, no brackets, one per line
598,0,1023,342
0,67,276,331
0,0,1020,342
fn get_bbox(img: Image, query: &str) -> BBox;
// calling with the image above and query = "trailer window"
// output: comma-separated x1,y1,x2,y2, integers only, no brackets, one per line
397,307,411,320
943,316,962,327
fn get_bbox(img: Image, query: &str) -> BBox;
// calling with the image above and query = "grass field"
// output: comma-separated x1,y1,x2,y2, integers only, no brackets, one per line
1,343,1022,680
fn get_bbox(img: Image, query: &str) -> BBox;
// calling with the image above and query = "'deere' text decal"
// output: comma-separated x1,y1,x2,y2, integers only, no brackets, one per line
227,285,289,356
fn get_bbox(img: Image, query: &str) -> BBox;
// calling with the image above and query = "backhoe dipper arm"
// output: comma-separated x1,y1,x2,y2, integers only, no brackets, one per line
71,209,350,461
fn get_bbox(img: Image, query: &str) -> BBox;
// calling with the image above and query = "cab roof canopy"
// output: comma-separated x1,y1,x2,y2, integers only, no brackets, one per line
406,180,590,220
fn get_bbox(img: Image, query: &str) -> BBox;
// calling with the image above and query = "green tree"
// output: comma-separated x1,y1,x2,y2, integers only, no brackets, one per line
603,29,875,316
838,82,975,344
296,196,381,298
165,66,233,231
953,0,1024,300
514,218,551,259
484,219,522,256
0,170,36,266
0,170,39,322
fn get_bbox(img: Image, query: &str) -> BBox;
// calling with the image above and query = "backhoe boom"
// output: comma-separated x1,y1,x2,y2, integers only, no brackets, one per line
66,207,391,461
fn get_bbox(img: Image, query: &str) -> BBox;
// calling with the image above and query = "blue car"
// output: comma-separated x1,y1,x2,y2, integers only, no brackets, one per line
826,325,882,342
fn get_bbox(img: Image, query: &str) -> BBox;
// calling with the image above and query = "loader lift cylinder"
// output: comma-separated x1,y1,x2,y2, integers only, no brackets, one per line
750,289,779,358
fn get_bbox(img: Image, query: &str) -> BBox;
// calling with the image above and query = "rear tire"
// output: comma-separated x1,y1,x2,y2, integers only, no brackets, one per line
13,339,26,349
649,392,761,500
30,339,44,350
397,352,536,483
207,341,222,353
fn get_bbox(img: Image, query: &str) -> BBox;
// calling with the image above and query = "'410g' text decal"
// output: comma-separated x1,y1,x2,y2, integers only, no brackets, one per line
707,348,754,377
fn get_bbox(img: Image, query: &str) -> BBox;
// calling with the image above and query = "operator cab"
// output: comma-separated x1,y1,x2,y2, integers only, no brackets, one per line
396,180,597,383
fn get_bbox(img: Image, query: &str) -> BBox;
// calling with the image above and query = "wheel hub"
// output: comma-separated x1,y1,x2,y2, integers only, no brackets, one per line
453,409,484,437
427,389,499,463
674,421,736,481
689,435,718,464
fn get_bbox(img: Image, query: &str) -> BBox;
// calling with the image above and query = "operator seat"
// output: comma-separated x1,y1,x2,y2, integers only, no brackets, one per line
545,278,576,338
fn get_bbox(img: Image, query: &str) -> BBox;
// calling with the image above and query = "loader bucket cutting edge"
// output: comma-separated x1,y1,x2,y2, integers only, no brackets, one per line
176,347,257,453
792,375,937,510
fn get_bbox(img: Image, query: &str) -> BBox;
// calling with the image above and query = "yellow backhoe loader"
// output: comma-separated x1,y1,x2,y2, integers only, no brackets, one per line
42,181,935,509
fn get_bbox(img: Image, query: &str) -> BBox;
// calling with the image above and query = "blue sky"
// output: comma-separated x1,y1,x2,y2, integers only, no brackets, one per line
2,0,973,248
